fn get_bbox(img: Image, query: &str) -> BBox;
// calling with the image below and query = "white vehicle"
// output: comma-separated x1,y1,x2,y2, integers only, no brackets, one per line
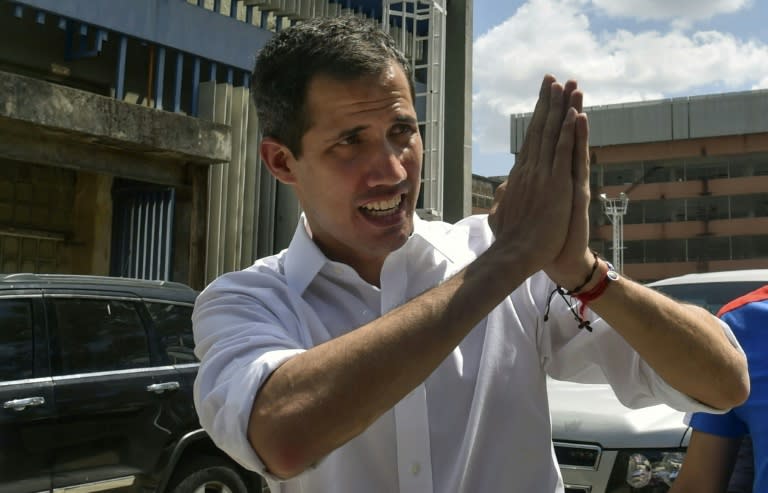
550,269,768,493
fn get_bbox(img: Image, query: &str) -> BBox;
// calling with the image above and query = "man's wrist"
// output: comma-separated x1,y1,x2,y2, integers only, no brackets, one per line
479,241,543,292
571,258,612,293
548,249,600,292
565,250,600,294
572,260,618,317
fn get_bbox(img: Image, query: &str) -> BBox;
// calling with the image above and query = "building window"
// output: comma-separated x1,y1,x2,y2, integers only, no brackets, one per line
641,198,686,223
623,240,644,263
731,235,768,259
688,236,730,261
686,196,729,221
729,153,768,177
624,202,644,224
685,161,729,181
731,194,768,219
590,168,602,187
602,162,644,187
753,160,768,176
644,239,686,262
643,162,685,184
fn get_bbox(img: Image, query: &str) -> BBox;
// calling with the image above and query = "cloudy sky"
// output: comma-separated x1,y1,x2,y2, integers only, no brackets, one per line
471,0,768,177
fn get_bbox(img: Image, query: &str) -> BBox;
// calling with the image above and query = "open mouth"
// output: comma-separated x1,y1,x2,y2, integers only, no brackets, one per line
359,194,403,217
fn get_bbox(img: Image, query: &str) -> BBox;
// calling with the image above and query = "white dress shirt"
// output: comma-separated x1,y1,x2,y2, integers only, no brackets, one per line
193,214,732,493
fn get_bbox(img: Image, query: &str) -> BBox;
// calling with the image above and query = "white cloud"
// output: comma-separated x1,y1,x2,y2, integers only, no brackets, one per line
753,78,768,90
591,0,752,22
472,0,768,155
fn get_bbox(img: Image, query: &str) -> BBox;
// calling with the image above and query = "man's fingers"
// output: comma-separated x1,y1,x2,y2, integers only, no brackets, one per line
572,113,590,209
518,74,556,166
538,82,566,173
553,107,578,177
561,80,578,124
569,88,583,114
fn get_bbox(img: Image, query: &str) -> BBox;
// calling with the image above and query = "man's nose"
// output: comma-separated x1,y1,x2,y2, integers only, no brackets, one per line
366,140,408,187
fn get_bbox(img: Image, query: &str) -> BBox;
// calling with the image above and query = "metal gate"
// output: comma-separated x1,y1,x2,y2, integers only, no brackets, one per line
110,180,175,280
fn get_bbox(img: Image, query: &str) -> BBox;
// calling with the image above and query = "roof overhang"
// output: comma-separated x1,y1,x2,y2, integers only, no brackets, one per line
0,70,230,186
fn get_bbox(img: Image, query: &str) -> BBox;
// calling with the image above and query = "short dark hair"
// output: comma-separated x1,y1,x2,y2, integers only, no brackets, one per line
251,16,414,157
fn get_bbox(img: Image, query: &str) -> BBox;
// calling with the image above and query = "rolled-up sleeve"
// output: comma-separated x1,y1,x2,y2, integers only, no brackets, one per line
533,272,742,414
192,268,308,477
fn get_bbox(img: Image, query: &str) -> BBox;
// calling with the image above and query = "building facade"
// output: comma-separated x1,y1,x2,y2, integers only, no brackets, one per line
510,90,768,282
1,0,473,289
471,173,503,214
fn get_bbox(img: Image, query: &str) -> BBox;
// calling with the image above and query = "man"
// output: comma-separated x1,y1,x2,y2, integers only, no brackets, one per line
670,286,766,493
193,16,748,493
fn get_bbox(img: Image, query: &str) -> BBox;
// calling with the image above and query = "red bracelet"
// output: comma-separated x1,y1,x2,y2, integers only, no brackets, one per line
574,261,612,317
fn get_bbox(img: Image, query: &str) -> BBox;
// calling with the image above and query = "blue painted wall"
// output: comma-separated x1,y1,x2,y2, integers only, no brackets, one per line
15,0,273,71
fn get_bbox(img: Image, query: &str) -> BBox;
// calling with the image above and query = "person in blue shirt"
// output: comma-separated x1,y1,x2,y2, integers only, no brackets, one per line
671,286,767,493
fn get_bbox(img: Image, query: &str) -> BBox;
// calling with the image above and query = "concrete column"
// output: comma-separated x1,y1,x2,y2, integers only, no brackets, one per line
188,164,209,290
274,183,300,252
71,171,113,275
443,0,473,222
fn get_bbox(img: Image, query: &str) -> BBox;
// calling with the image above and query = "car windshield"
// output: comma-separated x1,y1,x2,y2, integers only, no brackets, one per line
652,281,766,314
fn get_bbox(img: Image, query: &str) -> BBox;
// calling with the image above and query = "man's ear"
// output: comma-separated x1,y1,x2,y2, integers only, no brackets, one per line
260,137,298,185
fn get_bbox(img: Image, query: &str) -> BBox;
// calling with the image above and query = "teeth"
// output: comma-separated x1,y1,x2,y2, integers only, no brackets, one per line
362,196,402,212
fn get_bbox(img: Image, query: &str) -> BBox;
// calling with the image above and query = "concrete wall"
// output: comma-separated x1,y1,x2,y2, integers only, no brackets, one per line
0,161,121,276
0,67,231,284
0,159,76,273
443,0,473,222
71,172,113,275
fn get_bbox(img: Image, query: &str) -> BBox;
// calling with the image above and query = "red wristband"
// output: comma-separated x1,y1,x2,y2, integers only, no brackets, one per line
574,261,612,317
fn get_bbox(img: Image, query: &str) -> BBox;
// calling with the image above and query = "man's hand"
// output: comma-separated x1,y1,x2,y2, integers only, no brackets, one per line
488,75,592,288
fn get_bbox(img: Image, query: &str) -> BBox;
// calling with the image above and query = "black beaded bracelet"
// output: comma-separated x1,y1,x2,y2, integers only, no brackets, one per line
566,250,600,295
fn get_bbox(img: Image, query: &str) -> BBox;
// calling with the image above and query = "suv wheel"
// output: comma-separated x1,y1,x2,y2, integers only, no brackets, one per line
169,456,249,493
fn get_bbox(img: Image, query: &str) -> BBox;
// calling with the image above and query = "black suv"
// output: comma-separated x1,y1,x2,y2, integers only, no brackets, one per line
0,274,265,493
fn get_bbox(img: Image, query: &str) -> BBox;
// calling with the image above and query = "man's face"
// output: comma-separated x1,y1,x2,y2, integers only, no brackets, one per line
271,62,422,283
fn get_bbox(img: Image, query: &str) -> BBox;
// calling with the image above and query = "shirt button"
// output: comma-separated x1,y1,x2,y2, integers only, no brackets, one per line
411,462,421,476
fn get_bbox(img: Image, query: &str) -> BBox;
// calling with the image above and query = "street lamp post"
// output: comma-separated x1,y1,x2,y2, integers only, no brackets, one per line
599,192,630,274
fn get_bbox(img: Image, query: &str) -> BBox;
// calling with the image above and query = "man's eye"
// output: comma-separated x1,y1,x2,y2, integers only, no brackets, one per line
339,135,360,145
391,124,417,138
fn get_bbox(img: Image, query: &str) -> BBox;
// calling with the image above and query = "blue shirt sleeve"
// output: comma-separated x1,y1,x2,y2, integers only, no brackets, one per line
689,409,748,438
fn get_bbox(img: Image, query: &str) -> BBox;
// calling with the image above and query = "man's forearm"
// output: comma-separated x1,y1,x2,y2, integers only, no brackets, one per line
669,430,741,493
248,243,534,478
589,274,749,409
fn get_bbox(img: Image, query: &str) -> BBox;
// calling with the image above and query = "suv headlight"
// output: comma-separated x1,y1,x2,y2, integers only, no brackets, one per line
606,449,685,492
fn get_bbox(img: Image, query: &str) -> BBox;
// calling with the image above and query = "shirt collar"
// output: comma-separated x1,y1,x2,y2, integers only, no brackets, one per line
409,213,465,264
283,215,327,295
283,213,465,295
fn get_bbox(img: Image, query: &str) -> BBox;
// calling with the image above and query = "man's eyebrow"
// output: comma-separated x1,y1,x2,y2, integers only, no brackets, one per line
394,114,418,125
327,125,367,143
325,115,417,143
